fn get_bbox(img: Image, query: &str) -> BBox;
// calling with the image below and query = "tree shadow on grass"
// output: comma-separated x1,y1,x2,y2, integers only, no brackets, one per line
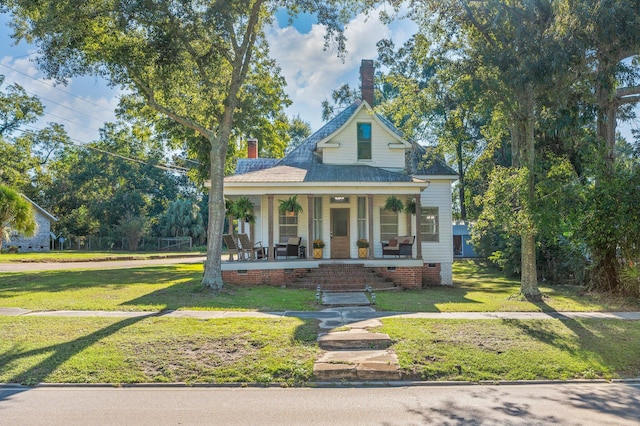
0,266,187,296
0,313,156,398
506,297,640,378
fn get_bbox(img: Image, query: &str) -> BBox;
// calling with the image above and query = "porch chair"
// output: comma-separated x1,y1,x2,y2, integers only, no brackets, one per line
222,234,241,261
381,235,415,258
275,237,302,259
237,233,265,260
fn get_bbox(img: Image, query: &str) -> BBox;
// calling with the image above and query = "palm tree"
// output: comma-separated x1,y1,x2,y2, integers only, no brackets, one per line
0,185,36,250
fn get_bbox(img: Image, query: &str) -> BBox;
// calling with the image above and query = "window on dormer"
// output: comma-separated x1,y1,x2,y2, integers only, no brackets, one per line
357,122,372,160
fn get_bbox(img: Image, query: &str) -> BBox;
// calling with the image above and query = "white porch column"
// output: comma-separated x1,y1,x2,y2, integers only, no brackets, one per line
367,194,374,259
268,195,275,262
415,193,422,260
307,194,314,259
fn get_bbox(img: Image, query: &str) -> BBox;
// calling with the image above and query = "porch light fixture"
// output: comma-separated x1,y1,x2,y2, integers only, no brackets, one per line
330,196,349,203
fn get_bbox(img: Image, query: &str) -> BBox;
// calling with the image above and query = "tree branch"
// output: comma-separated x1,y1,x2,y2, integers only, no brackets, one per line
617,85,640,98
618,94,640,105
131,76,214,139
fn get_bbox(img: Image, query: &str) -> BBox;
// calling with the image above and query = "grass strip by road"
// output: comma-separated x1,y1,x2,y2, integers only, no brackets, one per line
378,318,640,381
2,315,639,385
0,316,319,386
0,265,317,312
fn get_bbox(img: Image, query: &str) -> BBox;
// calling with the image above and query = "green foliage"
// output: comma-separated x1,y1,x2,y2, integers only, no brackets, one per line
158,199,206,245
384,195,404,213
0,184,36,250
278,195,303,215
284,115,312,154
115,212,149,252
356,238,369,248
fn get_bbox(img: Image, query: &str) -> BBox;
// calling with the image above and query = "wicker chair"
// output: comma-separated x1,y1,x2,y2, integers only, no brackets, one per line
222,234,241,261
237,233,265,260
275,237,302,259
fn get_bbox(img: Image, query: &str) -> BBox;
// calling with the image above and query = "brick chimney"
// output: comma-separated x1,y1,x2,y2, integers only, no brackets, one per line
247,138,258,159
360,59,374,106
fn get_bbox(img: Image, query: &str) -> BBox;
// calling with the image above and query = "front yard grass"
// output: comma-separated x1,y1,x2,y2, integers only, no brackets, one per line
2,260,640,385
373,260,640,312
0,316,319,385
378,318,640,381
0,265,317,312
1,260,639,312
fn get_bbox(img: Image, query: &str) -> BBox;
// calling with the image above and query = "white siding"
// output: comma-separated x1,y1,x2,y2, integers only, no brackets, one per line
420,180,454,265
322,109,406,168
10,210,52,252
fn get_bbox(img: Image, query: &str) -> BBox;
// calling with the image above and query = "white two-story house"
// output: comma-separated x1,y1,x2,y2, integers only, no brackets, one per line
222,60,457,288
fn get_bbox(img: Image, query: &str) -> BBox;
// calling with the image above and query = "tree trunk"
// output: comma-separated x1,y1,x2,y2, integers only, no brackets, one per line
590,59,620,291
201,130,229,290
513,86,541,300
456,140,467,220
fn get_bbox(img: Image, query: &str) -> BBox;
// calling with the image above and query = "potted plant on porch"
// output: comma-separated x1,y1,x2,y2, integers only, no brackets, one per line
356,238,369,258
278,195,303,216
313,239,325,259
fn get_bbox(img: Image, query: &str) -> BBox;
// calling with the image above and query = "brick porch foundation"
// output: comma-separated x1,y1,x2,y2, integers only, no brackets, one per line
222,263,442,289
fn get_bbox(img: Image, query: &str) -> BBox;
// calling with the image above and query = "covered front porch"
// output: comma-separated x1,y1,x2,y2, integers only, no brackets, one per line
225,190,428,262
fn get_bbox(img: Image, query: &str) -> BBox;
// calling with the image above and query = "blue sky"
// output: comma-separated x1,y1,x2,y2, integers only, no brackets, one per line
0,7,415,144
0,8,636,146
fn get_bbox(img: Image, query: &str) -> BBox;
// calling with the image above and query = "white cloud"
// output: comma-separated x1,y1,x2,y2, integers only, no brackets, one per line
0,55,120,143
267,7,416,130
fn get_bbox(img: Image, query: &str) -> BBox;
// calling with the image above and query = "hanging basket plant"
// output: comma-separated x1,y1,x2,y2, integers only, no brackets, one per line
278,195,303,216
384,195,404,213
232,196,255,223
404,198,417,215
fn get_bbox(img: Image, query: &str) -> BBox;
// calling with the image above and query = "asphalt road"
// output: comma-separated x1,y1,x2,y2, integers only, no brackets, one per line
0,256,206,272
1,382,639,425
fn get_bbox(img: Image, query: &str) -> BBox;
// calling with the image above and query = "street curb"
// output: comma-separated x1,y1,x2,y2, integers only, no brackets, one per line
3,378,640,390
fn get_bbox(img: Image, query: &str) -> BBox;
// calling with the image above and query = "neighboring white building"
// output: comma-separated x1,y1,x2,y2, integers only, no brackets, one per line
9,196,57,252
220,60,457,288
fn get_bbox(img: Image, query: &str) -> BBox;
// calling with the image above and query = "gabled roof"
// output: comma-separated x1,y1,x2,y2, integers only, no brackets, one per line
229,98,454,184
21,195,57,222
316,100,410,149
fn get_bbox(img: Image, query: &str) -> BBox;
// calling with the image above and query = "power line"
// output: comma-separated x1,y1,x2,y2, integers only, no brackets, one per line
19,124,191,175
0,62,117,114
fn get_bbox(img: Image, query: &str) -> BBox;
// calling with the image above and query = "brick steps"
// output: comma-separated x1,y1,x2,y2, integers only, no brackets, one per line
288,264,397,291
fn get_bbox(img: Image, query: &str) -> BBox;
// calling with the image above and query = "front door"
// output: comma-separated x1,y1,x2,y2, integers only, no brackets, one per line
330,208,350,259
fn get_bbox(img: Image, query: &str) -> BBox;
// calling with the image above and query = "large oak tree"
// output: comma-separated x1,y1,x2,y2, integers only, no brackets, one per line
4,0,348,289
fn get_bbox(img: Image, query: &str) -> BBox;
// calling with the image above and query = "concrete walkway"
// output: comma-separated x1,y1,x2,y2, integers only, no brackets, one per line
0,256,206,272
2,307,640,321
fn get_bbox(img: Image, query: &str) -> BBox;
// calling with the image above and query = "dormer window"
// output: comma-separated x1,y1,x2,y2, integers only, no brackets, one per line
357,122,372,160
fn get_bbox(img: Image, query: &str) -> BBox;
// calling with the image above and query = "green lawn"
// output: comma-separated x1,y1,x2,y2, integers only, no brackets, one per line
1,260,640,385
1,260,638,312
378,318,640,381
0,265,317,312
0,316,318,385
374,261,640,312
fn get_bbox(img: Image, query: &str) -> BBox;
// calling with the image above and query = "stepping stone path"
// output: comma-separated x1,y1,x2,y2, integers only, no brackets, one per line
313,292,402,382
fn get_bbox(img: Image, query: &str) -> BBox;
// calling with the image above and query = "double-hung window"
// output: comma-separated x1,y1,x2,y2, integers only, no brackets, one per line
420,207,439,242
357,123,372,160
